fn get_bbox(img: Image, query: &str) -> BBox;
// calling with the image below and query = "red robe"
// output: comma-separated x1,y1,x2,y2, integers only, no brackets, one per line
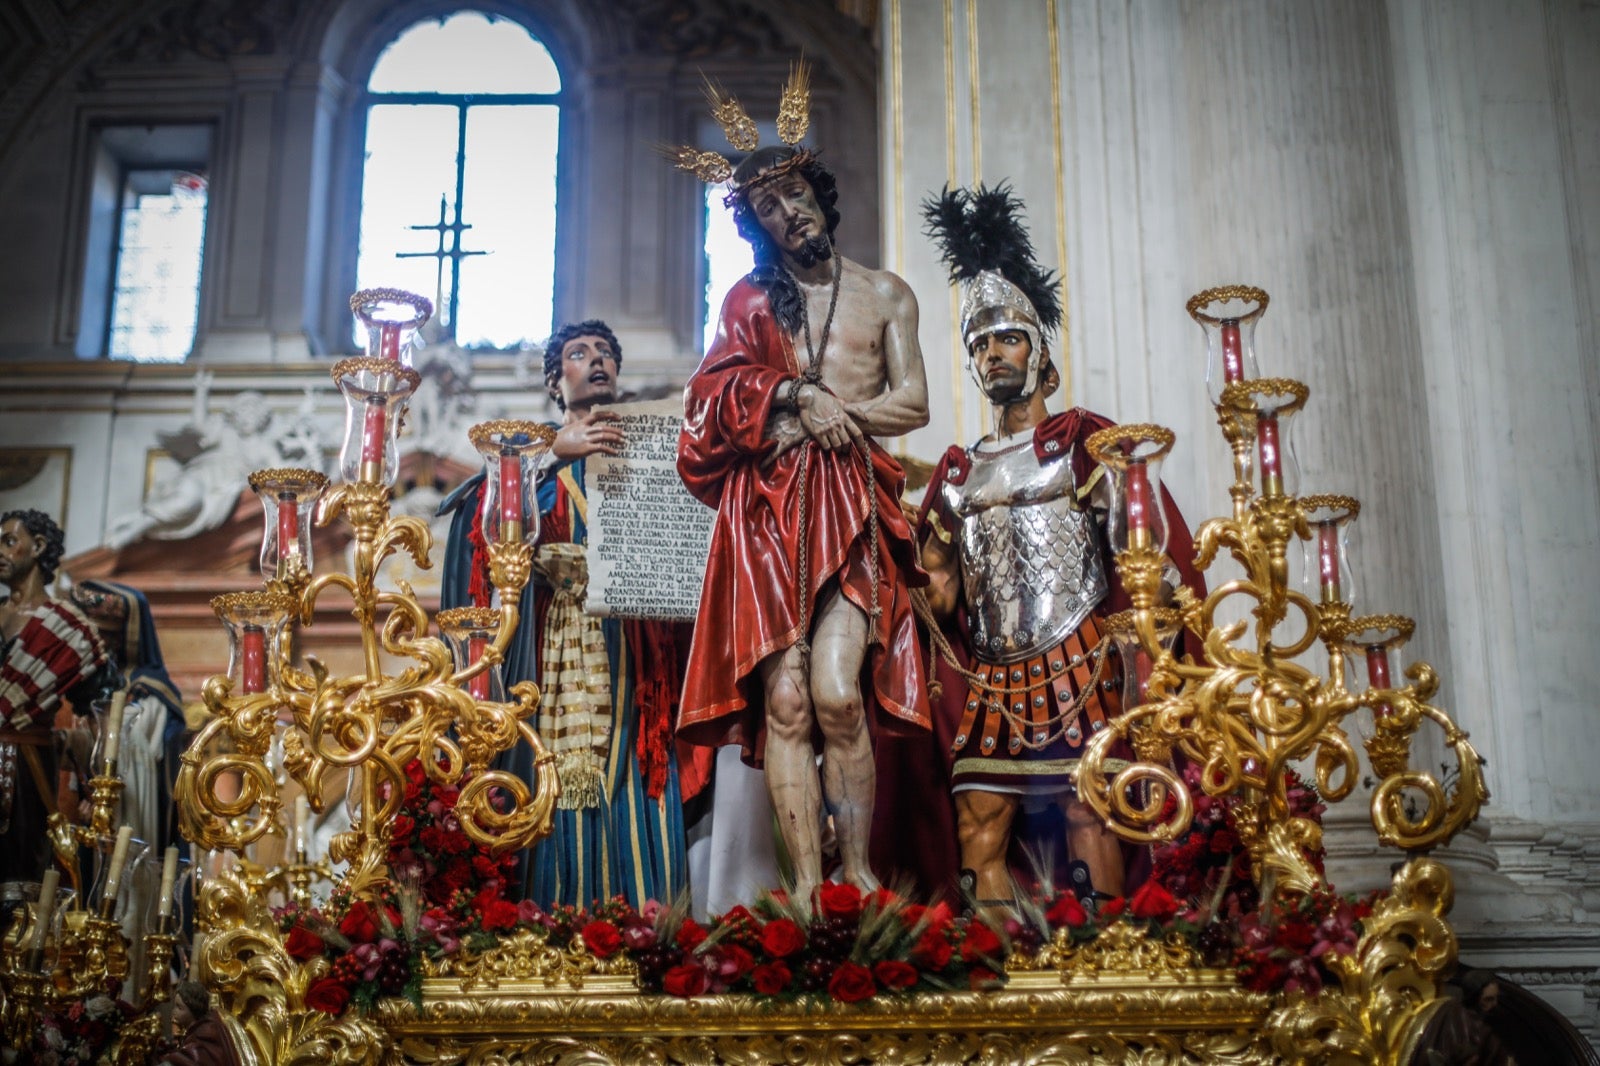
677,278,931,765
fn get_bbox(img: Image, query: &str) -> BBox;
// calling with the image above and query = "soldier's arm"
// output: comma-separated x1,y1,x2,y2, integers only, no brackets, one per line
842,271,929,437
921,520,961,619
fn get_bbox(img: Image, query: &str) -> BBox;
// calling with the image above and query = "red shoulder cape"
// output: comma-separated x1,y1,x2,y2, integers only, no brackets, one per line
677,278,931,765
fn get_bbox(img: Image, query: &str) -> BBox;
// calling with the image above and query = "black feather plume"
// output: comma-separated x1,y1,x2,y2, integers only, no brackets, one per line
921,182,1062,334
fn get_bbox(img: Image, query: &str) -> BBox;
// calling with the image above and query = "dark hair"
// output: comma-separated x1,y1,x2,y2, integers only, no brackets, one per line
730,150,841,335
173,979,210,1019
542,319,622,411
1,508,65,584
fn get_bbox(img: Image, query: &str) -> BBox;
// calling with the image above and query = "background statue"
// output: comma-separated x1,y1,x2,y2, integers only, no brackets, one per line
106,371,314,549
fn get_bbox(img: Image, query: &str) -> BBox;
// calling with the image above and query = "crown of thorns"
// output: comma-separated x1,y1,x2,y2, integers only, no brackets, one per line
663,61,816,206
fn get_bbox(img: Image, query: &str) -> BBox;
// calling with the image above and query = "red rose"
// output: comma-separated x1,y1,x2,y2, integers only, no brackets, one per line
405,759,427,788
872,959,919,991
420,825,449,855
960,921,1002,963
910,927,953,969
675,917,708,951
663,962,710,997
1046,893,1089,928
472,855,501,881
817,881,864,922
480,898,519,932
750,961,792,995
285,924,324,961
1209,828,1238,854
581,920,623,958
392,814,416,842
337,900,386,943
436,786,460,809
305,976,352,1015
714,943,756,980
827,960,877,1003
1130,881,1180,921
1100,897,1127,919
759,917,806,958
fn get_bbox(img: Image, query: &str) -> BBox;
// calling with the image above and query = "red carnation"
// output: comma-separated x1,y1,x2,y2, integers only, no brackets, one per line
675,917,708,951
872,959,919,991
1100,897,1127,919
817,881,864,923
1046,893,1089,928
759,917,806,958
392,814,415,842
1130,881,1181,921
827,960,877,1003
285,924,324,961
480,898,519,932
663,962,710,997
750,961,792,995
581,920,623,958
960,921,1002,963
405,760,427,788
305,976,353,1015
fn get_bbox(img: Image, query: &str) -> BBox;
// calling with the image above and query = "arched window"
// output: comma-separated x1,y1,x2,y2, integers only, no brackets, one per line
355,11,560,349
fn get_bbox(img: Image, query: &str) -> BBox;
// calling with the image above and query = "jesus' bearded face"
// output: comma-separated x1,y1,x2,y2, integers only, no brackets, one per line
747,174,832,269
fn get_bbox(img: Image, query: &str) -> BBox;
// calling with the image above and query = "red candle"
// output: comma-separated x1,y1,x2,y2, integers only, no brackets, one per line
468,636,489,700
1366,645,1392,719
241,625,267,694
360,400,387,482
1220,319,1244,384
277,492,299,561
380,324,401,362
1125,460,1153,549
1257,413,1284,495
498,453,523,534
1318,522,1341,603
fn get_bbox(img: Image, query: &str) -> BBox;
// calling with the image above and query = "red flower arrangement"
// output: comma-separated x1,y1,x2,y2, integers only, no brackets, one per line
33,995,135,1066
278,756,1382,1016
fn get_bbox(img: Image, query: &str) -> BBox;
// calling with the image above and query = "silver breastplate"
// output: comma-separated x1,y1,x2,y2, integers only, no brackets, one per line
941,440,1109,662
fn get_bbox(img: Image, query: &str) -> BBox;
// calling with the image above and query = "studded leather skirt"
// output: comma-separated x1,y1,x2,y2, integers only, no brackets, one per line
947,611,1124,795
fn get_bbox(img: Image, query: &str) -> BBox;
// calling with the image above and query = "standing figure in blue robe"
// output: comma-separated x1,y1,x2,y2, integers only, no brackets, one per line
438,320,709,910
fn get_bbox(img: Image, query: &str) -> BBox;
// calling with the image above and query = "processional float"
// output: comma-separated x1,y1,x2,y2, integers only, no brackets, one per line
0,285,1485,1065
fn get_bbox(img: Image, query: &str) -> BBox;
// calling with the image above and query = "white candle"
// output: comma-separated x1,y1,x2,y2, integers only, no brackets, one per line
103,690,126,770
158,846,179,919
29,869,60,955
294,795,310,861
104,825,133,901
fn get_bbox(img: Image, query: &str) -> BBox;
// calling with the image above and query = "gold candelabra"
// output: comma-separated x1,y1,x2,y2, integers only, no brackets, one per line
171,290,561,1062
1,689,183,1060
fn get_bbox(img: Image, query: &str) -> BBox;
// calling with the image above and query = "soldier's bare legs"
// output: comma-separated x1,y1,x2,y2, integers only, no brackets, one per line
758,584,878,903
955,789,1019,903
808,586,877,892
1065,795,1125,898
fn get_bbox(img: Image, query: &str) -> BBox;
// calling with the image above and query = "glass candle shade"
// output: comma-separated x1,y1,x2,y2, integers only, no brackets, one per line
88,829,149,920
248,468,329,579
1186,285,1269,406
212,591,293,695
1219,378,1309,498
88,691,127,777
1085,423,1176,556
349,288,434,369
1299,495,1361,606
1102,608,1182,709
1344,614,1415,721
333,357,421,486
468,420,557,547
437,607,507,702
